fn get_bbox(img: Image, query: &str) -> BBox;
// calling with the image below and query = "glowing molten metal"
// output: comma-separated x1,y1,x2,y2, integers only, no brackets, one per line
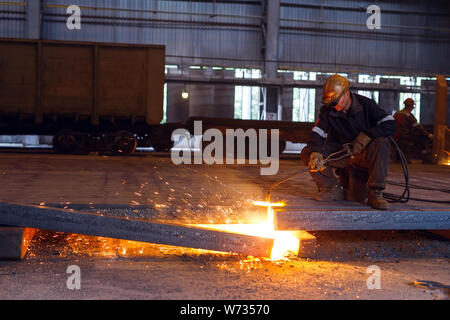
61,201,299,261
195,201,300,260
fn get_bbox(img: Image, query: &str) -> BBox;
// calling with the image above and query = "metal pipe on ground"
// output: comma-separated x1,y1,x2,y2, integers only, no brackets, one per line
0,226,35,260
0,202,274,259
274,207,450,231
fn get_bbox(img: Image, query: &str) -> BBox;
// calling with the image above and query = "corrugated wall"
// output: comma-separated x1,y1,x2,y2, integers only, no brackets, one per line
0,0,26,38
279,0,450,75
41,0,263,68
1,0,449,75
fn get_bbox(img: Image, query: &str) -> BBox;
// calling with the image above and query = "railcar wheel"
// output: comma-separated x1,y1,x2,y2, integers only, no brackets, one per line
53,130,85,154
111,131,137,154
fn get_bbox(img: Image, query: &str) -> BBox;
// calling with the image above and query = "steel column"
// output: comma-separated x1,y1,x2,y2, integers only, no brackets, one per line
26,0,41,39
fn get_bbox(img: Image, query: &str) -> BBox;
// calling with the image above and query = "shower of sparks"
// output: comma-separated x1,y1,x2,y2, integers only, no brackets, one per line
194,201,300,261
32,196,298,262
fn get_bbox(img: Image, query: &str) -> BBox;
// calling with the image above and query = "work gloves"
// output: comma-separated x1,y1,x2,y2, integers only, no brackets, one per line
309,152,324,171
352,132,371,155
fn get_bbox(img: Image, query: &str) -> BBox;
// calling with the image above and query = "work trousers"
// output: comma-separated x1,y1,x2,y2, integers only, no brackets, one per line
300,137,392,191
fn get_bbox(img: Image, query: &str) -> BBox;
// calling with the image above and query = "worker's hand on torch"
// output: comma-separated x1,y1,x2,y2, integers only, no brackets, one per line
309,152,324,172
352,132,371,155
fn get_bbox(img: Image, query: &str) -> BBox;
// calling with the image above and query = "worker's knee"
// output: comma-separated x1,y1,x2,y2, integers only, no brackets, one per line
300,146,312,166
366,137,391,159
372,136,390,145
369,137,391,151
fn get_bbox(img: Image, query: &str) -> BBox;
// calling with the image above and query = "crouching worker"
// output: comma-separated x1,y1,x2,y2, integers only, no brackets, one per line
300,74,397,210
393,98,434,163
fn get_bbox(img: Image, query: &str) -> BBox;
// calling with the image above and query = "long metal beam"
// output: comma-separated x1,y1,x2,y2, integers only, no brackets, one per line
0,202,274,257
274,208,450,231
165,74,435,93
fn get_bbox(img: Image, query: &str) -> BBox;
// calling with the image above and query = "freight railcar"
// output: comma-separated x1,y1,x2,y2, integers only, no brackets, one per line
0,38,314,154
0,38,168,153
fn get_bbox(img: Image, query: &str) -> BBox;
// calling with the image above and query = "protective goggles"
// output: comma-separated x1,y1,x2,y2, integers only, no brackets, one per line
327,100,339,108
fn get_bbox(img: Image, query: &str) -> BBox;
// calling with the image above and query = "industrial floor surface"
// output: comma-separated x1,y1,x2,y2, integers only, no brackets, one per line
0,151,449,300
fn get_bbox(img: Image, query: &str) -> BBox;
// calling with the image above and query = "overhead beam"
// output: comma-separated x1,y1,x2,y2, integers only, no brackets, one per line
0,202,274,258
274,208,450,231
165,74,435,93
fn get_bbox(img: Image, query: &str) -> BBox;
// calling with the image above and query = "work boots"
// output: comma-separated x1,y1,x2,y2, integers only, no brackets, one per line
367,188,388,210
314,185,345,201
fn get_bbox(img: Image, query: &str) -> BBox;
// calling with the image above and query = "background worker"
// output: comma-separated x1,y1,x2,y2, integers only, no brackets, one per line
300,74,397,210
393,98,434,162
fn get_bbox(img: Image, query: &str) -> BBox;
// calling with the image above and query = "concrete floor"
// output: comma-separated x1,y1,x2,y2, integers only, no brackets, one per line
0,151,449,300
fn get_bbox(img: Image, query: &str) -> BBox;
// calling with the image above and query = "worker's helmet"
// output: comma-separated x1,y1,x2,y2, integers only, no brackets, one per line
404,98,415,106
322,74,350,106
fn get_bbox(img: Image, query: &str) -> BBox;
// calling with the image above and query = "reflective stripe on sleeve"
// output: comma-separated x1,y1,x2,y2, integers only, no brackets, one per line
312,126,328,138
376,115,395,125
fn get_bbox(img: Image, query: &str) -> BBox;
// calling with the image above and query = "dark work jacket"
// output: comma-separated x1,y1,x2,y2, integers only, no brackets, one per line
393,108,429,139
307,92,397,155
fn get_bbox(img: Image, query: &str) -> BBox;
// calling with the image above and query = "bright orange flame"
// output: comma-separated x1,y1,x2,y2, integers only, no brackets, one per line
252,201,285,207
61,200,297,261
441,152,450,166
195,201,299,261
63,234,229,258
